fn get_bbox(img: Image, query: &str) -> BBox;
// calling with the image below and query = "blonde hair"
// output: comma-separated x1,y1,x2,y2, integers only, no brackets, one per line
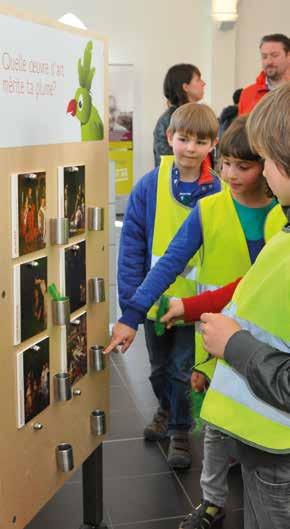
168,102,218,142
247,82,290,177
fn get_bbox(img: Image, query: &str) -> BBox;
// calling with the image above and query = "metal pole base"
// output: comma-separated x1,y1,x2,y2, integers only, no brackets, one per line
82,444,107,528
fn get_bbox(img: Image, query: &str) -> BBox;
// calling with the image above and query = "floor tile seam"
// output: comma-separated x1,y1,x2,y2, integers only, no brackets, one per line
104,470,173,482
174,465,203,472
156,440,169,462
169,472,194,508
108,408,146,427
104,436,144,444
110,358,132,389
104,434,175,456
104,437,181,461
110,352,150,374
67,467,203,485
110,359,145,412
111,372,151,391
155,443,172,467
137,406,158,425
112,515,183,527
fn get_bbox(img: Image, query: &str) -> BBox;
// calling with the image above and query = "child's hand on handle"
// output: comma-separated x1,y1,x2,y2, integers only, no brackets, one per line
104,322,136,354
160,298,184,329
200,312,241,358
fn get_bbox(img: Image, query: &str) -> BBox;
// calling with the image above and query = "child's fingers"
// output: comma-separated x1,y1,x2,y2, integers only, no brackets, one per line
104,338,123,354
161,299,184,323
160,309,176,323
104,339,119,354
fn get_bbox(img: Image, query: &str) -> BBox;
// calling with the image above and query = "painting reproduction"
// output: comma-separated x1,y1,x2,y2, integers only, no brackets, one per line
14,256,47,345
67,312,87,384
58,165,85,237
17,337,50,428
63,240,86,313
11,171,46,257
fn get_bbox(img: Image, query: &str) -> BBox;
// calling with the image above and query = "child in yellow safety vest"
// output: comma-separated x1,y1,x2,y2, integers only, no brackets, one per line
198,82,290,529
105,113,286,529
163,84,290,529
106,102,220,470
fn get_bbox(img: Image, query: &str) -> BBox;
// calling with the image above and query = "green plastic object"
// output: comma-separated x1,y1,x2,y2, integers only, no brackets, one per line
191,390,206,434
47,283,62,301
154,295,170,336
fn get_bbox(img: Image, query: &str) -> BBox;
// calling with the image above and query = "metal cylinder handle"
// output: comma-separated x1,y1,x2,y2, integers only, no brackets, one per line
90,410,106,436
88,207,104,231
50,217,69,245
54,372,72,401
56,443,74,472
88,277,105,303
51,297,70,326
90,345,105,372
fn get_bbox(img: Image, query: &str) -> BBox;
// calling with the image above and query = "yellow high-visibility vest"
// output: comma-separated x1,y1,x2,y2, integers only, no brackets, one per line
201,229,290,453
195,189,285,378
147,155,199,321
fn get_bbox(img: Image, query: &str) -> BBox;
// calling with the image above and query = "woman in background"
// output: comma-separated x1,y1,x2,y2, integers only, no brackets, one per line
153,63,205,166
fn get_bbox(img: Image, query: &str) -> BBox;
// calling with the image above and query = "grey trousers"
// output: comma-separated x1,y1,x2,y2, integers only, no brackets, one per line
200,425,290,528
200,425,233,507
242,460,290,529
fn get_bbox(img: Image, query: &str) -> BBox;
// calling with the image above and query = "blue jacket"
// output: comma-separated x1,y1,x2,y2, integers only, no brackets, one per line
118,161,221,328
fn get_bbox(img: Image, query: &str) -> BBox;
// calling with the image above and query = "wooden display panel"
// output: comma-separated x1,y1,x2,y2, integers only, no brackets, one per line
0,6,109,528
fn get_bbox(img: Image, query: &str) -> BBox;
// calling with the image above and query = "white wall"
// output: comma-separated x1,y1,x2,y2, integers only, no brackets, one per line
209,22,237,115
236,0,290,88
87,0,212,179
4,0,213,179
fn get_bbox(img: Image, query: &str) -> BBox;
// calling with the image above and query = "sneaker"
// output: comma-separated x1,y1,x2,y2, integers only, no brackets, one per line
143,408,169,441
167,431,191,469
178,501,225,529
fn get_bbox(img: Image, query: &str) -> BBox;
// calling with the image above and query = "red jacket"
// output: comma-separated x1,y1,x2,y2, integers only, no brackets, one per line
238,71,269,115
182,278,241,322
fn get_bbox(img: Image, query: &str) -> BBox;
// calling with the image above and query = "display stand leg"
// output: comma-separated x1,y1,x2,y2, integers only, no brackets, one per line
80,443,108,529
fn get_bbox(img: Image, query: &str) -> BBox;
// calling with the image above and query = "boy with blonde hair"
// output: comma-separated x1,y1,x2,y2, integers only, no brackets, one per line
200,82,290,528
109,103,220,469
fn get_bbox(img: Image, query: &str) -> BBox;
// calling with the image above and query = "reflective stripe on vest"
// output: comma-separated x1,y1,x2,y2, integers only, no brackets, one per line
147,155,199,321
201,230,290,453
201,365,290,453
211,361,290,428
151,254,197,282
194,196,285,369
224,301,290,352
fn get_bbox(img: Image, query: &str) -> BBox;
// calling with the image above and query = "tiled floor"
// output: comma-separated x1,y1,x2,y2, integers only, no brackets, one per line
26,327,244,529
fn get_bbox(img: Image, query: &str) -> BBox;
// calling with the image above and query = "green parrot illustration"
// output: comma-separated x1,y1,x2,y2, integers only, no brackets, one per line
67,41,104,141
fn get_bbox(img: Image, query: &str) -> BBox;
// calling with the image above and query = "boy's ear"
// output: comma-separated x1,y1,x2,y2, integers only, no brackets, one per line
167,129,174,147
208,138,218,152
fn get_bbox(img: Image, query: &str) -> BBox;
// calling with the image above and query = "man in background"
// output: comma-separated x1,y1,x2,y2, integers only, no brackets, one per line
238,33,289,114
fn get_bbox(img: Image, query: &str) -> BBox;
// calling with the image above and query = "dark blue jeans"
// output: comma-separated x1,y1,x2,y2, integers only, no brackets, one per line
144,319,195,433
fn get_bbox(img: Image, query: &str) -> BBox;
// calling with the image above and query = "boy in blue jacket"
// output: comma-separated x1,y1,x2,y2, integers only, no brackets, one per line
109,102,220,469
